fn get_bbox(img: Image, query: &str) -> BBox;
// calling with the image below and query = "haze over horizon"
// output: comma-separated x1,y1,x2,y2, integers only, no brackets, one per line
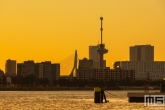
1,0,165,74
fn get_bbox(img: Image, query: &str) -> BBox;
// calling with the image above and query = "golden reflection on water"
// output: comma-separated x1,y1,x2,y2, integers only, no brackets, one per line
0,90,164,110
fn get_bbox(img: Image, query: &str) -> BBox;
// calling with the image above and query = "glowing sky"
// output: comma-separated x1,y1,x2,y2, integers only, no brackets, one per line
0,0,165,74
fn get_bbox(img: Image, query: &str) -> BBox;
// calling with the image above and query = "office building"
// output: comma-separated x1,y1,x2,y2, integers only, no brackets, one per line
114,61,165,80
130,45,154,61
24,60,35,75
77,69,95,81
17,60,35,77
5,59,16,76
77,58,94,80
37,63,44,78
17,63,26,76
108,69,135,81
94,69,110,81
78,58,93,69
35,63,40,79
77,68,135,81
89,46,99,61
52,63,60,81
17,61,60,84
89,45,106,69
36,61,60,82
0,69,4,77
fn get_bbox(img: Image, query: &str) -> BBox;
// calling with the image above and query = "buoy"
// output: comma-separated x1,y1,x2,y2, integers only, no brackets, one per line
94,87,108,103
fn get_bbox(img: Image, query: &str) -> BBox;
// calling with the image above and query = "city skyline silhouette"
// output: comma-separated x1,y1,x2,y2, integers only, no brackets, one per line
1,0,165,73
1,1,165,110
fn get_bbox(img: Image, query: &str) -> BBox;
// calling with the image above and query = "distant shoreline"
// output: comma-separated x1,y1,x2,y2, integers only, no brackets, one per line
0,87,160,91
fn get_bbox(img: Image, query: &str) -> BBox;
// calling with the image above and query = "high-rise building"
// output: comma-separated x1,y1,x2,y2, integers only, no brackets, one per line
78,58,93,69
89,45,99,69
52,63,60,81
77,68,135,81
5,59,16,76
77,58,94,81
113,61,165,80
36,61,60,83
39,61,60,84
77,69,95,81
0,69,4,77
89,45,100,61
38,63,44,78
17,63,26,76
108,69,135,81
130,45,154,61
17,61,60,83
24,60,35,75
89,45,106,69
42,61,52,81
17,60,35,77
35,63,40,79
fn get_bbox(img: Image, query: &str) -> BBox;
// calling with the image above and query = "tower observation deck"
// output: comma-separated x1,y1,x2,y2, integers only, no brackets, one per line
97,17,108,69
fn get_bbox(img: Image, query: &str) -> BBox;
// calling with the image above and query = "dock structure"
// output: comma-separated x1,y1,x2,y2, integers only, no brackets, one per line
127,79,165,103
127,92,165,102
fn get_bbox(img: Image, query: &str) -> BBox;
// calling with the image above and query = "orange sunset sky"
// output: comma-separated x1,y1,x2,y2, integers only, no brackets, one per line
0,0,165,75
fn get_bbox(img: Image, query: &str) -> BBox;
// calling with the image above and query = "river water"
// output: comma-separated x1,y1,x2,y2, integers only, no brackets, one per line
0,90,164,110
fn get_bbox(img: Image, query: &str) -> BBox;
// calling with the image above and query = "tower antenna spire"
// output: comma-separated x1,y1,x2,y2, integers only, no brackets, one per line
97,16,108,69
100,16,103,44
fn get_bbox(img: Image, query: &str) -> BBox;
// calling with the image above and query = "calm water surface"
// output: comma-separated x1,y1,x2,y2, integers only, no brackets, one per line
0,90,164,110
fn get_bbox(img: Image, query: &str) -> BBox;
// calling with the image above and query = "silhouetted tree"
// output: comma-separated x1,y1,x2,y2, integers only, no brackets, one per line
44,78,49,87
0,77,2,85
17,75,24,86
11,76,17,85
2,76,6,86
29,74,35,86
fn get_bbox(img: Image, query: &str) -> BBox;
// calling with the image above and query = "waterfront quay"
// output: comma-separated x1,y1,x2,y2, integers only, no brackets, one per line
0,86,160,91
